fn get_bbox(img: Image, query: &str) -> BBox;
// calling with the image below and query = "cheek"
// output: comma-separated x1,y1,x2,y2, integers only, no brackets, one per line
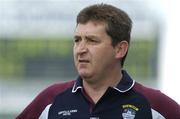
73,45,76,55
94,48,115,64
94,47,114,58
73,48,78,63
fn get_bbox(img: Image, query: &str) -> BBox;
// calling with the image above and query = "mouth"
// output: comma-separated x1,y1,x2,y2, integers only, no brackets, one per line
78,59,90,63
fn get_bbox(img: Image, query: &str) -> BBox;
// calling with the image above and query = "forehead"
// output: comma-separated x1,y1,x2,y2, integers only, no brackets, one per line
74,21,107,36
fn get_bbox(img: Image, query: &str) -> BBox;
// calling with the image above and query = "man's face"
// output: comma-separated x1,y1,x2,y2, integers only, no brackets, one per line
73,21,118,81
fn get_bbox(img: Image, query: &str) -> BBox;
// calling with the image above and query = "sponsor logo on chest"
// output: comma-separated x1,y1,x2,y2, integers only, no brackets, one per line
58,109,78,116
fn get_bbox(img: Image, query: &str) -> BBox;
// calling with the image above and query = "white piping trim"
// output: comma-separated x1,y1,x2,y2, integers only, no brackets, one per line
72,82,83,93
151,108,166,119
113,80,135,93
39,104,52,119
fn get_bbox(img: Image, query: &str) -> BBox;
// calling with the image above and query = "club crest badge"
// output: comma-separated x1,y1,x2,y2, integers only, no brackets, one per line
122,104,139,119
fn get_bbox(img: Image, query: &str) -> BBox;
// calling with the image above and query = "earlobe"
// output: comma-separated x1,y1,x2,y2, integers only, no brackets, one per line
115,41,129,59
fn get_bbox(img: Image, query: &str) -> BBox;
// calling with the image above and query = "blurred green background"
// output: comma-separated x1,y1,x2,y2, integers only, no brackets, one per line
0,37,156,80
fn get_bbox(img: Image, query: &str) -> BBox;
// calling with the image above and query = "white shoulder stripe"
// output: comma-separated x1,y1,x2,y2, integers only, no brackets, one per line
39,104,52,119
151,109,166,119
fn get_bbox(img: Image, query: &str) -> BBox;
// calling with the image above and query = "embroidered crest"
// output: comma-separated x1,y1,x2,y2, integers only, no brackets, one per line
122,104,139,119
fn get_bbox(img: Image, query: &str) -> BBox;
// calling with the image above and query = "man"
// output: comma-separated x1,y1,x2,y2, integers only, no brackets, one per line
16,3,180,119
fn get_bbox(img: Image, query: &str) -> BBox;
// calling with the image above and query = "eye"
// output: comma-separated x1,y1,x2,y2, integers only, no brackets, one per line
74,36,81,43
86,37,98,43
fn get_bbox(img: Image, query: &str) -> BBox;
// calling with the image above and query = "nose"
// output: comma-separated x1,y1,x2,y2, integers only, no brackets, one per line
76,40,88,54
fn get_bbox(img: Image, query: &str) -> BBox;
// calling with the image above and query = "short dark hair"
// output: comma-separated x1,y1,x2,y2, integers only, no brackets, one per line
76,3,132,67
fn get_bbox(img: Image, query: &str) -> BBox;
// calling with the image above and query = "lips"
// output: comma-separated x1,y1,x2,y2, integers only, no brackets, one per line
78,59,90,63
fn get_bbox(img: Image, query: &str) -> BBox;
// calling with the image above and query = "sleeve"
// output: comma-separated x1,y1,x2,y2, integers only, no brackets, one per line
16,81,74,119
134,82,180,119
15,85,58,119
153,91,180,119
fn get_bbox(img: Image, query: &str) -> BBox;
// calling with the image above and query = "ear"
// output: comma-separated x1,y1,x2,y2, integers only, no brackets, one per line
115,41,129,59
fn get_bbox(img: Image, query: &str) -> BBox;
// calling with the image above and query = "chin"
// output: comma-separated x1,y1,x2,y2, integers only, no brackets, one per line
79,71,92,79
80,73,91,78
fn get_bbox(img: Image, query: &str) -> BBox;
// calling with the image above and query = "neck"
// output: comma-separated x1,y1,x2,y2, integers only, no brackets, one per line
82,68,123,104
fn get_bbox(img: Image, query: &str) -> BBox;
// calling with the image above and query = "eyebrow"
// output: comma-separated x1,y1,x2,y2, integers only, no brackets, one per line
85,35,98,39
74,35,80,39
74,35,98,39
